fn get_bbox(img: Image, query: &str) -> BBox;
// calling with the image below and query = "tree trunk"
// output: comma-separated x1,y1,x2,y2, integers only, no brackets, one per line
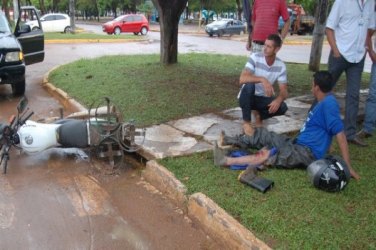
308,0,329,72
3,0,10,21
94,0,99,22
151,0,188,64
69,0,75,33
235,0,243,21
39,0,46,14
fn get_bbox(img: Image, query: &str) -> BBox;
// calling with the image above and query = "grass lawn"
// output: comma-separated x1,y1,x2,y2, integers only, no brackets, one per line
48,53,375,249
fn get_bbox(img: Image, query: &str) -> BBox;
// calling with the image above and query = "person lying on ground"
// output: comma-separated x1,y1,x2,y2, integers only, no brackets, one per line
217,71,360,180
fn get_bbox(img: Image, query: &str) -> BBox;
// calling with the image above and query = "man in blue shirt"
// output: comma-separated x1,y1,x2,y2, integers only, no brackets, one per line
216,71,360,180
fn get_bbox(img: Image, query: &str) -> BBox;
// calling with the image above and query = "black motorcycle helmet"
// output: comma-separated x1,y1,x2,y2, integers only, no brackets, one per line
307,155,351,192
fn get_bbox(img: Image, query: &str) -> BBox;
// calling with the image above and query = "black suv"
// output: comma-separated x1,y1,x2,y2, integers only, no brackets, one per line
0,7,44,96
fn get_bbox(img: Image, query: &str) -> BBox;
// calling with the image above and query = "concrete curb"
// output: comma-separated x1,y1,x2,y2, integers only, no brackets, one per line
42,67,86,112
142,160,271,250
44,37,313,46
143,160,188,209
45,38,143,44
46,25,315,45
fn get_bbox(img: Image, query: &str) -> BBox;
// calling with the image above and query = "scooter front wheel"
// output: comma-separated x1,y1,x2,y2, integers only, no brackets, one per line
0,150,8,174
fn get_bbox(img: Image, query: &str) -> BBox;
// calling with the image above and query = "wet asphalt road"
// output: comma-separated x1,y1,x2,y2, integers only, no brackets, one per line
0,33,223,249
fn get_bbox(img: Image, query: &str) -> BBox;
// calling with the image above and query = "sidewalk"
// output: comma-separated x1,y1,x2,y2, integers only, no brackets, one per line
149,22,315,45
138,95,311,160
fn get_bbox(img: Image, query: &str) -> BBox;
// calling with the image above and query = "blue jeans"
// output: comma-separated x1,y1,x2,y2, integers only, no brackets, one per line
238,84,288,122
363,62,376,134
328,51,365,140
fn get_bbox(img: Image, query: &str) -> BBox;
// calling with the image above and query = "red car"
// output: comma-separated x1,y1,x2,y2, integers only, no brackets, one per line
102,14,149,35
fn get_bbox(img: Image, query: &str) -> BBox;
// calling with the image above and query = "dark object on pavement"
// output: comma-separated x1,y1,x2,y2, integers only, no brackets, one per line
238,166,274,193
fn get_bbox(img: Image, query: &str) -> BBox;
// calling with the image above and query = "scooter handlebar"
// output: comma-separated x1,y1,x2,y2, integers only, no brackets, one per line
20,111,34,126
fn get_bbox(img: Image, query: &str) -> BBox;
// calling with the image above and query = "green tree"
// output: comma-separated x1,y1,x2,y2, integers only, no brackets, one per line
187,0,236,17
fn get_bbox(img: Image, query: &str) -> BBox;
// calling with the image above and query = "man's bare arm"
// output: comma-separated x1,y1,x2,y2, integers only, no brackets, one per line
268,83,288,113
336,131,360,180
280,18,291,40
276,83,288,102
366,29,376,62
246,19,256,51
239,69,274,96
325,28,341,57
239,69,262,84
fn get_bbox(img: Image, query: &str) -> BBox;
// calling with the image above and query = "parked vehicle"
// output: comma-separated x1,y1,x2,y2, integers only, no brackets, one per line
0,97,146,174
205,19,246,37
292,15,314,35
102,14,149,35
0,6,44,96
279,4,314,35
26,13,71,33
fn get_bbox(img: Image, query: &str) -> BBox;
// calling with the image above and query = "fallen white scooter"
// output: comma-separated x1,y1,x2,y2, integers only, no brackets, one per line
0,97,146,174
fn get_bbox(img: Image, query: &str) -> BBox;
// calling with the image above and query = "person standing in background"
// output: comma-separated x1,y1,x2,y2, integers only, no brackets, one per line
325,0,375,147
357,14,376,140
246,0,291,54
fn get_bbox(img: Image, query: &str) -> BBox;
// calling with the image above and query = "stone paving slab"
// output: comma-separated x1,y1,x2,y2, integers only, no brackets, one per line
139,93,369,161
140,96,316,160
140,124,213,159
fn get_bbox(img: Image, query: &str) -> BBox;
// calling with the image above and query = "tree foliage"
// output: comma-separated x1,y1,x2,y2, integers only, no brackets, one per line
188,0,237,15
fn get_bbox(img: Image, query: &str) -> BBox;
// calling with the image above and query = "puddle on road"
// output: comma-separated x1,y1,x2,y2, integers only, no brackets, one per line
0,176,15,229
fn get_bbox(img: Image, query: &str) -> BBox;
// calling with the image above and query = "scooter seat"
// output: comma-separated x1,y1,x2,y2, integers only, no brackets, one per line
57,120,88,148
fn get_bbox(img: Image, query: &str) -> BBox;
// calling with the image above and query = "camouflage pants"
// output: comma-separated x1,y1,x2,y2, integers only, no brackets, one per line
226,127,315,169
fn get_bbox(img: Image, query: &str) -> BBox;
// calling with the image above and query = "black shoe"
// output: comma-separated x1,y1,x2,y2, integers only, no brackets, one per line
348,136,368,147
213,141,227,166
356,129,373,139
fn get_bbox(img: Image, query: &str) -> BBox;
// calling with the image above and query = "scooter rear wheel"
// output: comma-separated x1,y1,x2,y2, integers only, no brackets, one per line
95,136,124,169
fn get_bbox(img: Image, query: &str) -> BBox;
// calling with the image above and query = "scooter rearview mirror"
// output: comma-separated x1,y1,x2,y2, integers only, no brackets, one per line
17,97,28,113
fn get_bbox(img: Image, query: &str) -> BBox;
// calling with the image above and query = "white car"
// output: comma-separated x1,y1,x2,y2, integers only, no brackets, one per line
27,13,71,33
